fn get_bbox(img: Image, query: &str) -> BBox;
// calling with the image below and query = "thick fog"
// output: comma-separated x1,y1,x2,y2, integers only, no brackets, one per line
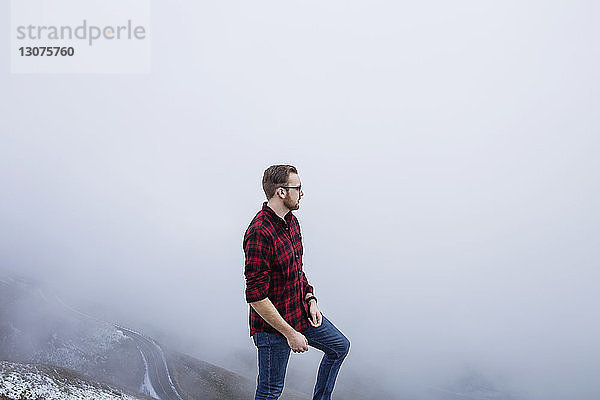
2,1,599,399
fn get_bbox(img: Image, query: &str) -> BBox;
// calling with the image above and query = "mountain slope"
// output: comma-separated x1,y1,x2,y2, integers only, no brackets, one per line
166,349,309,400
0,360,157,400
0,275,309,400
0,277,144,393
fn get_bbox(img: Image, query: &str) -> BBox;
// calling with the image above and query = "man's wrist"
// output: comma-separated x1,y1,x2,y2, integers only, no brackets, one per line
305,295,317,305
281,326,297,338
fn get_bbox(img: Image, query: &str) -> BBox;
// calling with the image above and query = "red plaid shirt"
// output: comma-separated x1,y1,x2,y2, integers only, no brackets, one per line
243,202,314,336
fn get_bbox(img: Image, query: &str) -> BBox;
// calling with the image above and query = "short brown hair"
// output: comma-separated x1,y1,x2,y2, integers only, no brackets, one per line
262,165,298,199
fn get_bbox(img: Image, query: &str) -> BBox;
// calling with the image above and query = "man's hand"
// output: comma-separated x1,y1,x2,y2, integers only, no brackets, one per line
286,330,309,353
308,300,322,327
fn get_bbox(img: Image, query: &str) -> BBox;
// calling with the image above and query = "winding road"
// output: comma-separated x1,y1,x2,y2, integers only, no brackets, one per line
115,325,184,400
49,289,184,400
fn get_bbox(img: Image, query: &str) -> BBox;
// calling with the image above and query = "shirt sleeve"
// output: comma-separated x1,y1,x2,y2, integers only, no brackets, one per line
243,226,273,303
300,271,314,297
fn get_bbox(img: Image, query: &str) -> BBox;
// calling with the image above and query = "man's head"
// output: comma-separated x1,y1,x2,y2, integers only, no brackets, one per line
263,164,304,211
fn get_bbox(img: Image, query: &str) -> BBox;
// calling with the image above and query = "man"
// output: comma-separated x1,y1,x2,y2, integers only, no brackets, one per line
243,165,350,400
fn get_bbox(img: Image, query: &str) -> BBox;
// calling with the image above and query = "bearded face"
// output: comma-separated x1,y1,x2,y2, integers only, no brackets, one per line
283,192,300,210
281,173,303,211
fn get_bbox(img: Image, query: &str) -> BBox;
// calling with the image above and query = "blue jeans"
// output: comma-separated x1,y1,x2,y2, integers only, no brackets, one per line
252,315,350,400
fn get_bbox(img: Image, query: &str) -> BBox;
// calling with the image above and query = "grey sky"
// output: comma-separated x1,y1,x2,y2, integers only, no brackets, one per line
1,1,599,399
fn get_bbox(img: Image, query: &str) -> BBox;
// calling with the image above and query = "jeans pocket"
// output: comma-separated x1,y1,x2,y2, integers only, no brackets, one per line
253,331,288,348
252,332,267,347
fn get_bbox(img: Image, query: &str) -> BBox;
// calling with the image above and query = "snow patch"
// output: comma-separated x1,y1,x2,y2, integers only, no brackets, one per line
138,347,160,399
0,361,143,400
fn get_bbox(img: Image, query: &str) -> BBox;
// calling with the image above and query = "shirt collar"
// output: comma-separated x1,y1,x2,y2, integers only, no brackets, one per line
262,202,292,225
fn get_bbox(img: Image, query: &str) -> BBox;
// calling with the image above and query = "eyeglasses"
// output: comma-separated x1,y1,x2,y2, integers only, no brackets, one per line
280,185,302,192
